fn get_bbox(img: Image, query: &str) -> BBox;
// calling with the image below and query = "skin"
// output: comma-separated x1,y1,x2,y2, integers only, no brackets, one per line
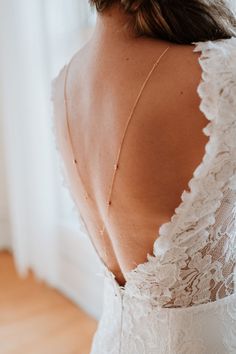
65,3,209,286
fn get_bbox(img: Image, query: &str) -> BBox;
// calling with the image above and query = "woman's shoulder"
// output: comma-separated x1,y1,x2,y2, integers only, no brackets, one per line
145,36,236,73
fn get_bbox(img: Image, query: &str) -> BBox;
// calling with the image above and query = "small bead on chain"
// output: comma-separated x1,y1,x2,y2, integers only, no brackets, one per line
72,157,91,200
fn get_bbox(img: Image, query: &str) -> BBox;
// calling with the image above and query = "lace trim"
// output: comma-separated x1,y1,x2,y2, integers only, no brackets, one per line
123,37,236,305
150,37,236,257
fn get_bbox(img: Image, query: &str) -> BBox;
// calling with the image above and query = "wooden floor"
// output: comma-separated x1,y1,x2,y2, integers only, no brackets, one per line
0,251,98,354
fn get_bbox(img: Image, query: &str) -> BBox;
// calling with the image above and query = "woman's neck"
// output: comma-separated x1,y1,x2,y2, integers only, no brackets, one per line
91,3,136,43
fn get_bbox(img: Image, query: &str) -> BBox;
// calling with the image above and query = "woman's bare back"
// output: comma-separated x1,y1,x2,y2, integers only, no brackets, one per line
62,35,208,286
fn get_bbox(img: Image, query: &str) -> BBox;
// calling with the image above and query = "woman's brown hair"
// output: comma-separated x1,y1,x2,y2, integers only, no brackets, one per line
89,0,236,44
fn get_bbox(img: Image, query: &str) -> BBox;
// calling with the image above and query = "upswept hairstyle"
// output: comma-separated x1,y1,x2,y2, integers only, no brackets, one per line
89,0,236,44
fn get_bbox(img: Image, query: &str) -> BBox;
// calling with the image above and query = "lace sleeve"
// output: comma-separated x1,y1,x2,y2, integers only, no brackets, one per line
211,37,236,187
124,37,236,308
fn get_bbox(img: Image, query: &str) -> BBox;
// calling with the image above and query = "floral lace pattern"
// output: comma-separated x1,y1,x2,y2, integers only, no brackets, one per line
51,37,236,353
122,37,236,310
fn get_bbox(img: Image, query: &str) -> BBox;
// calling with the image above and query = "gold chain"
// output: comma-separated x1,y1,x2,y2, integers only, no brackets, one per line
64,46,170,267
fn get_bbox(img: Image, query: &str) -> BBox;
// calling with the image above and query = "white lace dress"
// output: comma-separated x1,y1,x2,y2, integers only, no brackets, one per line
51,37,236,354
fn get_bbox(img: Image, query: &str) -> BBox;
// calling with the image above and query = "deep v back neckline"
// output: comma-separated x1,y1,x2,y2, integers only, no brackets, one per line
62,41,213,291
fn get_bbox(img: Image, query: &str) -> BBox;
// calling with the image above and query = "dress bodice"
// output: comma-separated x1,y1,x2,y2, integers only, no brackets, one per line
51,37,236,353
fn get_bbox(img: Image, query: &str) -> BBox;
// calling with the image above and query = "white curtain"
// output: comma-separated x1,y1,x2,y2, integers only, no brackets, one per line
0,0,103,318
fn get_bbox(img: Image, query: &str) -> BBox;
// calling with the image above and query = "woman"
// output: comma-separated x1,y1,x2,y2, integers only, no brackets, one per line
51,1,236,353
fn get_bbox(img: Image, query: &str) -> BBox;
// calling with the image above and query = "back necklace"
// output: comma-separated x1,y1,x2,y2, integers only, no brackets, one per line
63,45,170,269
